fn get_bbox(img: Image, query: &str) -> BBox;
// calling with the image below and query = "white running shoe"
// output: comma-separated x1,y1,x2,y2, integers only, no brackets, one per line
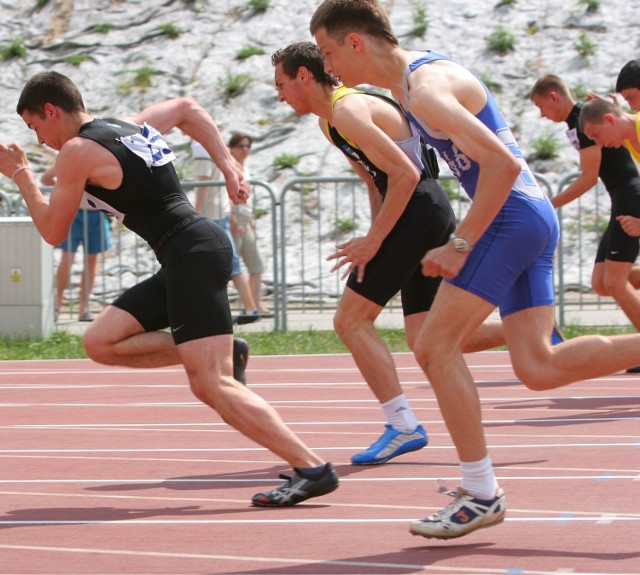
410,486,506,540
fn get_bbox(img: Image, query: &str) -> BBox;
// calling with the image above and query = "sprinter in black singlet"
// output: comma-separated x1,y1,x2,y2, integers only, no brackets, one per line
531,75,640,374
0,71,338,507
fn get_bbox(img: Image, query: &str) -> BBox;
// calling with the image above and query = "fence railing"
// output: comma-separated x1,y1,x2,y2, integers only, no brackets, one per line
2,172,627,332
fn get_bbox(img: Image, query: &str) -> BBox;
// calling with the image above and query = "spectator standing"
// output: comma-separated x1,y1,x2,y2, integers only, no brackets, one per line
191,140,259,325
42,165,111,322
228,132,272,318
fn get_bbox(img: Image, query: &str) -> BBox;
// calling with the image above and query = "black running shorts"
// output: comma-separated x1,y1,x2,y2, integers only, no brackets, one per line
113,219,234,344
346,178,455,316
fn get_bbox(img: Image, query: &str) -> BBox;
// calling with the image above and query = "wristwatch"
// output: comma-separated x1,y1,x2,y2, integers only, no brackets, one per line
449,234,472,253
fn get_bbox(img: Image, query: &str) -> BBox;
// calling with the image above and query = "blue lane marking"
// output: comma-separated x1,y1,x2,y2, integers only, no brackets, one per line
556,513,574,524
598,473,614,481
506,570,524,574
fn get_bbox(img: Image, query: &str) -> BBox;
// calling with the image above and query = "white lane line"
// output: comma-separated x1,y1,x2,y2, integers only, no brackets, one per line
0,475,638,484
0,442,638,453
1,453,638,477
1,489,639,519
0,516,639,526
3,393,637,401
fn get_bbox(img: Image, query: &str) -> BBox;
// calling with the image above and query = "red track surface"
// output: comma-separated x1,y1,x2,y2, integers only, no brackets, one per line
0,351,638,574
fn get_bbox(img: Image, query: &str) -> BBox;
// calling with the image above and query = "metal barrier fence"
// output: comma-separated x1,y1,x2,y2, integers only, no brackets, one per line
2,172,628,332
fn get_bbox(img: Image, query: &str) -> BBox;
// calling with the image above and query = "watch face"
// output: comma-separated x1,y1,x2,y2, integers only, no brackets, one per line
451,237,469,252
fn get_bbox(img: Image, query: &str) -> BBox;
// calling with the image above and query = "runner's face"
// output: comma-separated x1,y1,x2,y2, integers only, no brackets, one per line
21,108,64,151
314,28,361,88
274,63,312,115
583,116,621,148
621,87,640,112
531,93,565,123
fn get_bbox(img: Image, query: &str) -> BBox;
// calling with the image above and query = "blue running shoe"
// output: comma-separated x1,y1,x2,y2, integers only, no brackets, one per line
351,424,428,465
550,321,565,345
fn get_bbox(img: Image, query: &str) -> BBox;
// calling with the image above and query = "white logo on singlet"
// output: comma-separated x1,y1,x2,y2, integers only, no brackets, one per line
495,127,545,200
119,123,176,168
441,144,472,179
566,128,581,151
81,193,124,222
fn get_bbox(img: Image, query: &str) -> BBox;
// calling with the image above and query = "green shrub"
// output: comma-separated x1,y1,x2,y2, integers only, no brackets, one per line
217,71,253,99
133,66,156,90
529,134,560,161
273,153,301,170
235,45,265,60
65,54,91,66
485,25,517,55
571,82,588,101
117,66,157,95
574,32,595,58
93,23,113,33
0,38,26,61
335,217,357,234
248,0,269,13
158,23,180,39
410,4,428,38
578,0,600,13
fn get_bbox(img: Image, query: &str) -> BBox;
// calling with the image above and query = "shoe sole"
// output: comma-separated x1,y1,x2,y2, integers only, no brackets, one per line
351,439,427,466
235,315,260,325
409,513,505,540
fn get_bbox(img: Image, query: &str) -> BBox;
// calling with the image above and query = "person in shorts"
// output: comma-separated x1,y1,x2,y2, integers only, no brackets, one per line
272,41,505,466
530,75,640,372
192,140,260,325
310,0,640,540
228,132,272,318
42,166,112,321
0,71,338,507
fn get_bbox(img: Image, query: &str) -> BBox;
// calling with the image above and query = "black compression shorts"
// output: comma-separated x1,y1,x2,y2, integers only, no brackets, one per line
346,178,455,316
112,219,234,344
595,215,640,263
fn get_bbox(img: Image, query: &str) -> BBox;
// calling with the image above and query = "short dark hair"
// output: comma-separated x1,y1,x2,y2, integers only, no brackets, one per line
17,71,85,117
616,59,640,92
578,99,622,132
271,42,339,87
310,0,398,46
529,74,571,99
228,132,252,148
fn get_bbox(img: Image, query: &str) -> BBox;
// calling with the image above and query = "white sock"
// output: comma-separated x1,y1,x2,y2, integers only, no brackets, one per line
382,394,418,434
460,454,499,500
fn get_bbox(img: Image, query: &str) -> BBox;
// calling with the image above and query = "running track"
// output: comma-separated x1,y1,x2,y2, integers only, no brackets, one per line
0,351,638,575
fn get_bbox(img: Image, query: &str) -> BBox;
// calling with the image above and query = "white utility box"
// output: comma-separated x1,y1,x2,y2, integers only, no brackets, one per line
0,217,54,338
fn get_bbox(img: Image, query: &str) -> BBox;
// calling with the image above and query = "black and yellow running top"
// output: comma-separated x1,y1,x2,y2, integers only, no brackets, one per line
322,86,439,198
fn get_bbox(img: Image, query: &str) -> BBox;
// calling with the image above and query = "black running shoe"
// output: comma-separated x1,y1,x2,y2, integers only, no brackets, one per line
233,337,249,385
251,463,339,507
233,311,260,325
